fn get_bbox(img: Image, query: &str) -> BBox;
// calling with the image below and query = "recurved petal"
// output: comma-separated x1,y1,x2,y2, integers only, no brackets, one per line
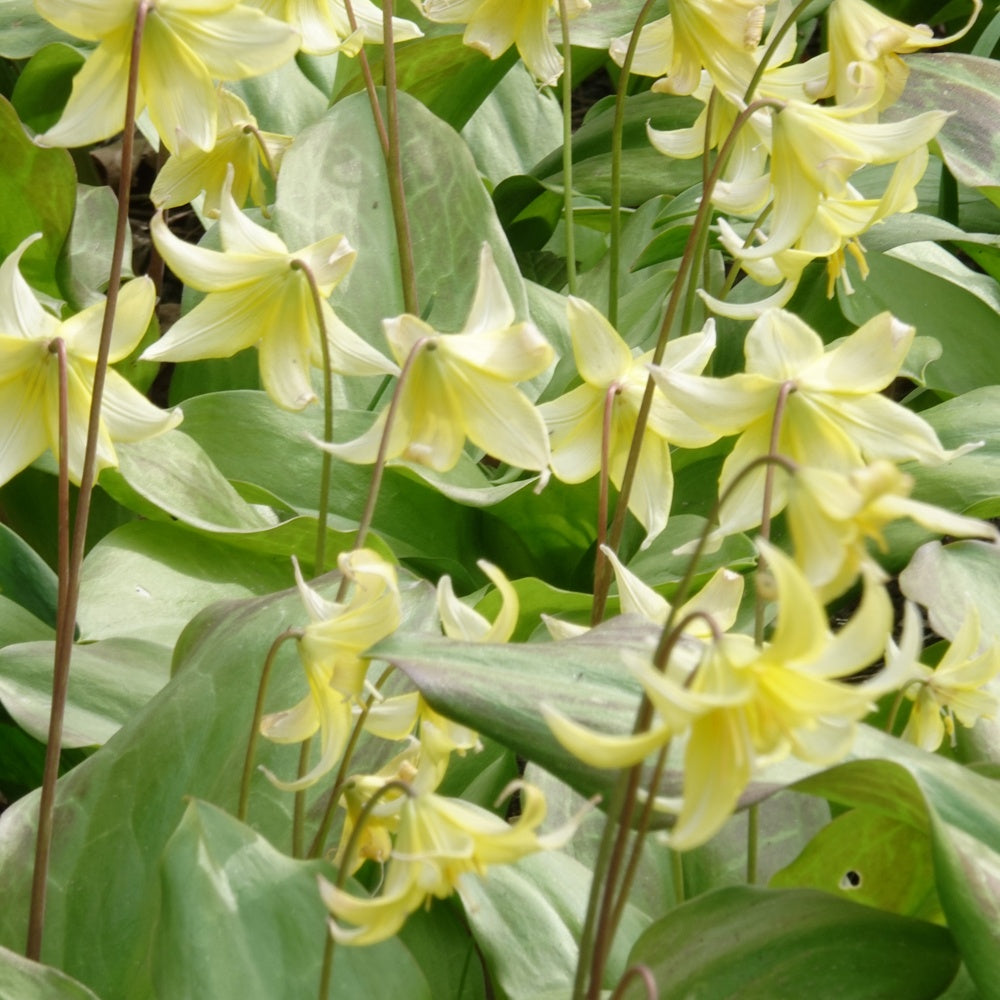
541,383,604,484
462,243,516,334
260,692,320,743
99,368,182,440
257,307,317,411
646,368,775,436
0,234,54,340
614,424,673,547
478,560,518,643
610,15,673,76
567,296,631,387
314,407,391,466
745,309,825,381
318,301,399,377
442,322,553,381
804,312,913,393
437,573,491,641
602,546,668,624
757,539,828,663
37,33,131,148
218,174,289,255
0,367,48,486
678,568,745,635
295,236,356,294
34,0,133,40
542,704,671,769
63,277,155,362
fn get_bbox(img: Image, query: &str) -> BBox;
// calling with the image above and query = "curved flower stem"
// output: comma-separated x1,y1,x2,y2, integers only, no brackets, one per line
558,0,577,295
238,628,303,823
610,964,657,1000
592,99,784,624
317,777,415,999
382,0,419,316
292,259,335,575
26,2,151,961
339,338,431,597
885,682,919,735
293,740,312,858
308,666,395,859
608,0,658,328
342,0,389,156
592,384,621,623
244,122,279,180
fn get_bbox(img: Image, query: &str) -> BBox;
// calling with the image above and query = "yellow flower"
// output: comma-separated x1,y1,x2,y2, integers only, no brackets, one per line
822,0,982,111
250,0,422,55
319,243,553,476
0,234,181,486
143,171,396,410
150,89,291,217
320,778,580,944
538,296,717,546
787,461,998,601
437,559,518,643
898,606,1000,752
547,541,896,850
421,0,591,87
259,549,401,791
35,0,299,152
609,0,769,97
649,309,975,538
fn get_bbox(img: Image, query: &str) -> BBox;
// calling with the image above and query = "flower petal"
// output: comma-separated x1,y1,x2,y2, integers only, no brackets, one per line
567,296,631,387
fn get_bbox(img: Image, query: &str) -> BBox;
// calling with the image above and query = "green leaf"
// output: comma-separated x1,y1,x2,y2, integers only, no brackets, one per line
0,947,102,1000
0,94,75,298
0,523,58,630
900,539,1000,643
0,637,170,747
0,2,78,59
770,808,941,921
10,42,83,133
621,886,959,1000
891,54,1000,203
275,91,528,348
226,57,326,136
61,184,131,309
461,851,649,1000
154,799,432,1000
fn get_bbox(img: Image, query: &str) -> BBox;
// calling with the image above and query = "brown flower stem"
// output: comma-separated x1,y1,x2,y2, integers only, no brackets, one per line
610,964,657,1000
238,628,303,823
293,740,311,858
291,259,335,575
341,0,389,157
608,0,658,329
557,0,577,295
382,0,419,316
592,384,621,623
26,1,151,961
591,99,785,625
340,338,431,598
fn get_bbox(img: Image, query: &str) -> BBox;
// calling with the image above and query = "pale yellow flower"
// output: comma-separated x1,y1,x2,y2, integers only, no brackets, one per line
260,549,401,791
144,171,396,410
787,461,998,601
547,541,895,850
321,778,580,944
319,243,553,476
150,89,291,216
898,606,1000,752
250,0,422,55
538,296,717,546
35,0,299,152
437,559,518,643
421,0,591,87
0,234,180,486
649,309,974,538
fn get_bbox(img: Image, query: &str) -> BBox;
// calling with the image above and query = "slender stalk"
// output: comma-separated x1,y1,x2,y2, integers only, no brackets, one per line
341,0,389,156
591,384,620,623
608,0,658,328
747,804,760,884
317,777,414,999
592,99,784,624
338,338,431,597
238,629,303,822
557,0,577,295
610,965,657,1000
245,122,279,180
291,260,335,574
293,740,311,858
26,2,151,960
885,682,919,735
742,0,814,104
382,0,419,316
308,666,394,859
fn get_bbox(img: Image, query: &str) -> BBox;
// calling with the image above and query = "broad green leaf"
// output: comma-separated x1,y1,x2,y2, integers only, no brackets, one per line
0,637,169,747
0,947,101,1000
0,573,435,998
61,184,131,309
0,596,54,648
0,2,78,58
155,799,432,1000
460,851,649,1000
900,539,1000,643
226,57,327,136
837,251,1000,395
0,523,58,630
0,94,75,298
275,91,528,348
770,808,941,922
10,42,83,133
76,520,292,647
891,54,1000,204
621,886,958,1000
560,0,670,48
